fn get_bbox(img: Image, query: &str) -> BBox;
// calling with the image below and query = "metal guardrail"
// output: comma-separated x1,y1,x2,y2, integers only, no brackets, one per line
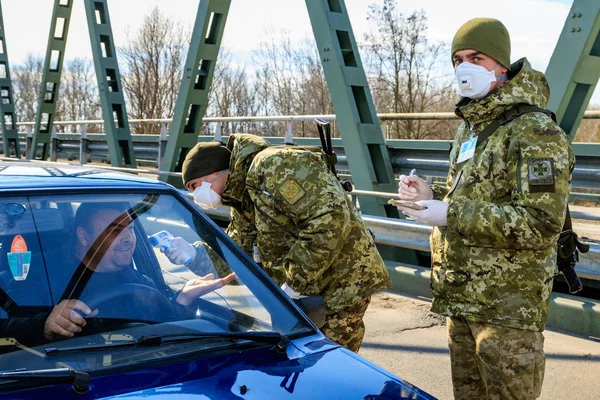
9,157,596,222
1,112,599,191
2,155,598,284
204,203,600,282
8,109,600,127
363,214,600,283
175,190,600,284
3,131,600,195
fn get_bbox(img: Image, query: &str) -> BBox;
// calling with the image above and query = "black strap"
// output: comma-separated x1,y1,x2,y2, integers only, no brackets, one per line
314,118,338,176
475,120,500,147
475,104,556,147
469,103,584,257
560,205,590,255
564,205,573,231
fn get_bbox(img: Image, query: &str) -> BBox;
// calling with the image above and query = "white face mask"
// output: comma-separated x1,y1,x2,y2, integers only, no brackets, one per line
455,62,506,99
192,170,227,210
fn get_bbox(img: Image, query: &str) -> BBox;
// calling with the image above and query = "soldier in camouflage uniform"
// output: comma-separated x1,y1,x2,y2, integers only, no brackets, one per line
397,18,574,399
181,133,391,352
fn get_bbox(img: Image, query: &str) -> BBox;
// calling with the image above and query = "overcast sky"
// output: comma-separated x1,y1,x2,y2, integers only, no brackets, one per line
2,0,597,107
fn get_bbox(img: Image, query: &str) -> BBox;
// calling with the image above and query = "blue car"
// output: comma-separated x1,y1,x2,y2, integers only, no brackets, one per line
0,161,435,399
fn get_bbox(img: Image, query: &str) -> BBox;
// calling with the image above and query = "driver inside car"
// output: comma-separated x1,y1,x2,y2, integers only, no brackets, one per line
42,203,236,342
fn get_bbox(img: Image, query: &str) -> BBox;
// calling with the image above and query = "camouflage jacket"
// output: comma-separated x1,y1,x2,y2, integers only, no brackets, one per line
186,241,236,281
221,134,391,313
429,58,574,331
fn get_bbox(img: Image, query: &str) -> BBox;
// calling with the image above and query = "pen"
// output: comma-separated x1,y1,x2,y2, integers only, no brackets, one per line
407,169,417,187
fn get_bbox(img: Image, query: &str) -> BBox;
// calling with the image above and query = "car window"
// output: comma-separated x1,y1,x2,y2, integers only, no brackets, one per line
0,199,53,308
0,192,312,373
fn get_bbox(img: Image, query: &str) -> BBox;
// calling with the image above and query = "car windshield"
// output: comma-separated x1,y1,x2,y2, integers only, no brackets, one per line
0,192,312,373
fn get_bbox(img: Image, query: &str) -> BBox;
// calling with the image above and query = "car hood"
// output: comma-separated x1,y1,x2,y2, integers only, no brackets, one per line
98,347,434,400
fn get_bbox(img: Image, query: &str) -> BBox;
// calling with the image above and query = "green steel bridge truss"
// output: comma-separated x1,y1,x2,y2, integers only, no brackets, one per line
0,0,597,215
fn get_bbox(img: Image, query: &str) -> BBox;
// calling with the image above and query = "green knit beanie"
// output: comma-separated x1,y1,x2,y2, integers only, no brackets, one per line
451,18,511,68
181,141,231,187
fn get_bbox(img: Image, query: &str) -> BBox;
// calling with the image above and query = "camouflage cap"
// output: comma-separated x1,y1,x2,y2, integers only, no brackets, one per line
451,18,511,68
182,142,231,186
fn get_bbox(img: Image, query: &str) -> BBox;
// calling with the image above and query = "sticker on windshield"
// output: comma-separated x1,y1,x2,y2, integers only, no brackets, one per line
3,203,26,217
7,235,31,281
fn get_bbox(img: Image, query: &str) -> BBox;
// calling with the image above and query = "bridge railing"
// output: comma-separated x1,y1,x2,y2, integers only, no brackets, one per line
2,155,598,287
186,191,600,285
2,111,599,195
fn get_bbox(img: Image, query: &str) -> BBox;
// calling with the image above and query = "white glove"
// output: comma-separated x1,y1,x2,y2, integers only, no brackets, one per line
164,237,197,265
397,174,433,201
399,200,448,227
281,282,300,298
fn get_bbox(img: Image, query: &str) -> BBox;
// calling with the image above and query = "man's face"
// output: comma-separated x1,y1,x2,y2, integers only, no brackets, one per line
186,170,228,195
79,209,136,273
452,49,508,92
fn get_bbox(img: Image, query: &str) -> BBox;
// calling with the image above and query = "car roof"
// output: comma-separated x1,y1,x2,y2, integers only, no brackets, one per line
0,160,173,192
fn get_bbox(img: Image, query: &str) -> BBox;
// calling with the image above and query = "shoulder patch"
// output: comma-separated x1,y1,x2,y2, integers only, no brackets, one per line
278,179,305,205
528,158,554,186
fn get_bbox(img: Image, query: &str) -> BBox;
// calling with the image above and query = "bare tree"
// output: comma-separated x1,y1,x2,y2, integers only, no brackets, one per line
364,1,456,139
12,53,44,123
12,55,102,133
253,31,297,117
10,5,463,143
206,48,261,135
119,6,187,134
575,118,600,142
56,58,102,132
291,39,335,137
252,32,333,137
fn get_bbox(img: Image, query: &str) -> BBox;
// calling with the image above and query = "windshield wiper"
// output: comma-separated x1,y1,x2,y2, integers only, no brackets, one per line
0,367,89,394
46,331,290,356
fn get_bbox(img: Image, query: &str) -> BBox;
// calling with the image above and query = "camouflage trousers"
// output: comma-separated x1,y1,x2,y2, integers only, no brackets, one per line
321,296,371,353
447,317,545,400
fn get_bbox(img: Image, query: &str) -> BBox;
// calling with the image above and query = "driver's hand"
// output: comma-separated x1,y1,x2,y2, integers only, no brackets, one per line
164,237,197,265
43,299,99,341
176,273,237,306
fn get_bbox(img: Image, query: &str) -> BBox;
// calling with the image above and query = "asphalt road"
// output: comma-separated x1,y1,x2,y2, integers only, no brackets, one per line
359,291,600,400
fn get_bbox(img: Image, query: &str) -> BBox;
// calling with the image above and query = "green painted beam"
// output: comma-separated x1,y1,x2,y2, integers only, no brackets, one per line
386,262,600,338
304,0,397,217
385,140,453,151
571,142,600,157
159,0,231,187
83,0,136,168
27,0,73,160
546,0,600,142
0,1,18,158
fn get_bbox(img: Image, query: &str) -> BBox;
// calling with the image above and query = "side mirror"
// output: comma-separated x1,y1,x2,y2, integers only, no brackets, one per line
292,295,326,329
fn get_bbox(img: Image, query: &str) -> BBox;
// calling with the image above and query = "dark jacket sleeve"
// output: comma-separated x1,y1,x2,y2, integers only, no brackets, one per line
1,297,51,346
188,241,234,280
226,208,257,255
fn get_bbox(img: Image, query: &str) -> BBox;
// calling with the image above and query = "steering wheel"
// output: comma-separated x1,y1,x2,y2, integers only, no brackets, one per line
79,283,177,332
